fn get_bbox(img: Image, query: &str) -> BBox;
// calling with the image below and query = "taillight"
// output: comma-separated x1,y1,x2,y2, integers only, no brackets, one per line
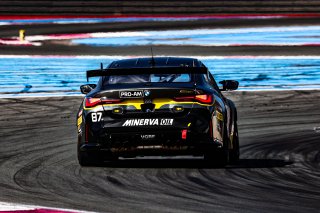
194,94,213,104
181,129,187,140
173,96,194,102
85,97,122,108
85,98,101,108
174,94,213,104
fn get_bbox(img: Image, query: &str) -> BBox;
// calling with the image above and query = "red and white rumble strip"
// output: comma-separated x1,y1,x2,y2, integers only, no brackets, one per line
0,201,91,213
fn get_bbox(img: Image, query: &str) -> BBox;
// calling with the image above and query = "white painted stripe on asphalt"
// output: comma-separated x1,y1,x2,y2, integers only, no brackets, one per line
0,201,35,211
24,32,148,42
0,39,41,46
4,25,319,44
23,26,320,40
0,201,93,212
313,127,320,133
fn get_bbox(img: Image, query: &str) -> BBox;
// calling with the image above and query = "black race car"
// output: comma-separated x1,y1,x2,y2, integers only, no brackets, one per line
77,57,239,166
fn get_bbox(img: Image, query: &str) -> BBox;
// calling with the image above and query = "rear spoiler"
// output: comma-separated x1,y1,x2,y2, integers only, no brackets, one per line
86,67,208,81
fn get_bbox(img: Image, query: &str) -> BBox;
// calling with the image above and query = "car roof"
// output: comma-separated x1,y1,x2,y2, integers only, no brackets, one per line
108,57,204,68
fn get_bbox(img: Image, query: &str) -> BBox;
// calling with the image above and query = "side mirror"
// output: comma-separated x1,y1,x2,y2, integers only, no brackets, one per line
80,84,97,94
219,80,239,91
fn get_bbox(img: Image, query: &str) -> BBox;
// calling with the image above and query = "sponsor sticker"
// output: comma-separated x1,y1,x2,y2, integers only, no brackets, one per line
119,90,144,98
122,118,173,126
216,111,224,121
179,89,193,94
141,134,156,140
77,116,82,126
144,90,151,97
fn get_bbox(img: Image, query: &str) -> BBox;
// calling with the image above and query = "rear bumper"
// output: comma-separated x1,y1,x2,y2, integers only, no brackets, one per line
80,107,224,157
80,129,223,157
79,143,222,157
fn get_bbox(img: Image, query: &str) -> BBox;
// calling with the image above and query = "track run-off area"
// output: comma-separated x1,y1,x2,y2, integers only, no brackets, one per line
0,90,319,212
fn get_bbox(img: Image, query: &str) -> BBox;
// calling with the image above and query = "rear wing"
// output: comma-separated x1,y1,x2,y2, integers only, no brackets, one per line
86,67,208,81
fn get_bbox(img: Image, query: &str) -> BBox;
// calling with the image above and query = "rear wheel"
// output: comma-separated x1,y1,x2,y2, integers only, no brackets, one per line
204,125,229,167
78,149,118,167
78,150,102,167
204,148,229,167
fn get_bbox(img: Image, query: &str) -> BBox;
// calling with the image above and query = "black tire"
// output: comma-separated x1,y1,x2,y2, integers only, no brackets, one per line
78,150,119,166
229,121,240,164
204,125,229,167
77,126,117,166
204,149,229,167
78,150,102,167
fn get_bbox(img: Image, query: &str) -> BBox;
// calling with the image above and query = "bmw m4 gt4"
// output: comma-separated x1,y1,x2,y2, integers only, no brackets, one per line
76,57,239,166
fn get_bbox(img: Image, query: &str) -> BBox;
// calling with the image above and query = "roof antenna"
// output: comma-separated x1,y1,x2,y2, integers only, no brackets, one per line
150,47,156,67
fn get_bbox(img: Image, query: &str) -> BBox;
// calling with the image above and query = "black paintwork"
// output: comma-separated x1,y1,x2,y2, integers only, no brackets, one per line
77,57,239,165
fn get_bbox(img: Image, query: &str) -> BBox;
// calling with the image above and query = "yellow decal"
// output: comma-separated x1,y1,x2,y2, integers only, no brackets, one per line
77,116,82,126
216,111,223,121
179,89,194,94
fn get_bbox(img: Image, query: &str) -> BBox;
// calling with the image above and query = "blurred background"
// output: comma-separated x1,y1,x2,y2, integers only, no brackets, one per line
0,0,319,97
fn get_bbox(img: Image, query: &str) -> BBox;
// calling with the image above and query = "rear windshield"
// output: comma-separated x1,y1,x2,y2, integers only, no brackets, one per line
105,73,191,84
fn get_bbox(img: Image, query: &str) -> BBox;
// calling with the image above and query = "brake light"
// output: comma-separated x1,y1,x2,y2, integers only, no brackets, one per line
181,129,187,140
174,94,213,104
173,96,194,102
85,97,122,108
195,94,213,104
85,98,101,107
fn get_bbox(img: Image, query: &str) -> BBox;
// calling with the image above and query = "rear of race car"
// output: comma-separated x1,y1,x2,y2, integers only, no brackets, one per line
77,67,226,165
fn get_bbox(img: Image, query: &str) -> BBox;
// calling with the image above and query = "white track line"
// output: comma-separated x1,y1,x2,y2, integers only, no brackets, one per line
0,201,93,212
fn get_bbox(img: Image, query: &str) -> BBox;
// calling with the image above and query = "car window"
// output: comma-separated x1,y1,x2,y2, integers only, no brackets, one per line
105,74,191,85
151,74,190,83
108,75,149,84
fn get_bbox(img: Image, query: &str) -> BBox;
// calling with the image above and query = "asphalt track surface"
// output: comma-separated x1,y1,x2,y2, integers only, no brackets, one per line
0,90,319,212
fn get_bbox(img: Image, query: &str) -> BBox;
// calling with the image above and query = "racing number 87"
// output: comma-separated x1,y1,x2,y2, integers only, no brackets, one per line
91,112,102,122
